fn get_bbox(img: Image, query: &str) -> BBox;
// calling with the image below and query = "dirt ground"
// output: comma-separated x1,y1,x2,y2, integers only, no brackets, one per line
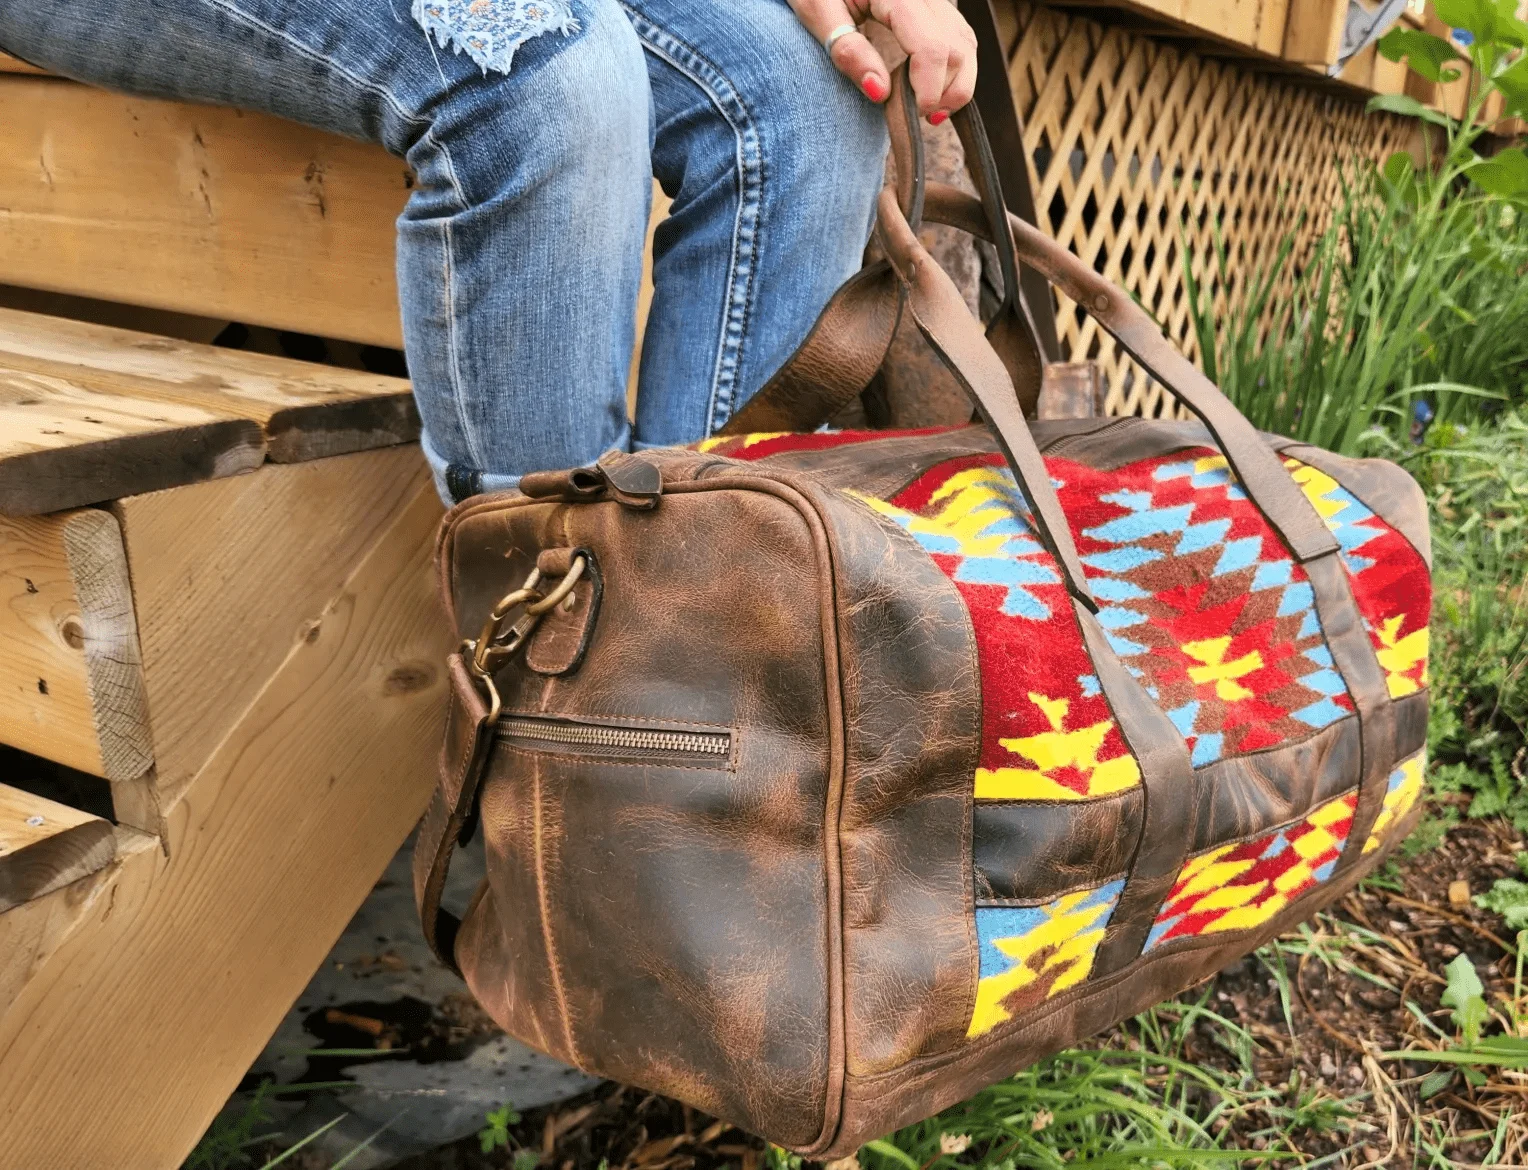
265,800,1528,1170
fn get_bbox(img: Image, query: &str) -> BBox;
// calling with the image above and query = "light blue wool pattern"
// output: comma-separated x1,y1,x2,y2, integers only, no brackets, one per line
413,0,579,75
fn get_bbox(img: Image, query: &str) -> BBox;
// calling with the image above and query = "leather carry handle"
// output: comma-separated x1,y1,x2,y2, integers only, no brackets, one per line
875,185,1098,612
721,61,1055,434
917,182,1340,564
957,0,1063,365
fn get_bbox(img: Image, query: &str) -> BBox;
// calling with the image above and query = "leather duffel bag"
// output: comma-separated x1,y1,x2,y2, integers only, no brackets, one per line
413,75,1432,1158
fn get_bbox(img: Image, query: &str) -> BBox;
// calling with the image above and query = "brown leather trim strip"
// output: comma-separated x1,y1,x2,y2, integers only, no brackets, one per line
1269,440,1434,570
1305,553,1400,880
661,473,850,1155
1072,602,1197,978
1186,718,1359,854
974,790,1142,903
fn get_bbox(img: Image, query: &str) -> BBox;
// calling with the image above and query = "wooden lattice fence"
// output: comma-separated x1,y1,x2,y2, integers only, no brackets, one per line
994,1,1416,417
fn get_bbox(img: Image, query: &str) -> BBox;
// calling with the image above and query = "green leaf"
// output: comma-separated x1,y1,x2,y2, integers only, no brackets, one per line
1378,28,1465,83
1477,877,1528,929
1468,148,1528,198
863,1139,921,1170
1419,1067,1455,1098
1435,0,1493,39
1496,54,1528,117
1368,92,1454,128
1436,0,1528,45
1442,953,1489,1045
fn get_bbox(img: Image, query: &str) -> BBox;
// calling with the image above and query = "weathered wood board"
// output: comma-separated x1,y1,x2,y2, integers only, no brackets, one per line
0,507,152,781
115,444,431,808
0,307,417,514
0,785,116,912
0,76,409,348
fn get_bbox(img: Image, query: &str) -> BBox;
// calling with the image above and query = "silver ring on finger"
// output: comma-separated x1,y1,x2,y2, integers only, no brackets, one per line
823,23,858,54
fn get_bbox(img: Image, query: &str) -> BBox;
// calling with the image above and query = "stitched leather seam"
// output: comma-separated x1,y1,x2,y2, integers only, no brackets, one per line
495,709,735,732
975,875,1129,909
662,473,847,1152
1183,784,1359,860
530,761,580,1067
972,789,1138,809
494,742,735,773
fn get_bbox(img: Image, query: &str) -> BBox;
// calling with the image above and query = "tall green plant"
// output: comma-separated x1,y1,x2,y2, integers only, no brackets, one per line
1182,186,1512,454
1373,0,1528,204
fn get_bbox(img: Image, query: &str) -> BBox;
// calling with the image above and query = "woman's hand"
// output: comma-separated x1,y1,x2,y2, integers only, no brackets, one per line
787,0,978,122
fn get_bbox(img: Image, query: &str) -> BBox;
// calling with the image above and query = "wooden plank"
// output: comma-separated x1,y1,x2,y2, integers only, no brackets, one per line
0,785,115,913
0,476,449,1166
0,506,151,782
1283,0,1348,64
0,52,46,77
114,444,431,810
0,307,417,514
0,830,153,1014
1255,0,1291,55
60,509,154,783
0,77,408,348
0,512,101,775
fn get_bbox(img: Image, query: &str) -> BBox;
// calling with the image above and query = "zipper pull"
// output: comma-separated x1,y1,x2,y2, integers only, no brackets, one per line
596,453,662,510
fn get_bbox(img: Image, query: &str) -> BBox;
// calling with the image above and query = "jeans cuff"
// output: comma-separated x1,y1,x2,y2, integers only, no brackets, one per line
421,430,521,505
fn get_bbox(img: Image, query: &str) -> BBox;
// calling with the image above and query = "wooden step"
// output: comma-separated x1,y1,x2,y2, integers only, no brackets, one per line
0,70,407,349
0,307,417,514
0,506,152,783
0,784,116,914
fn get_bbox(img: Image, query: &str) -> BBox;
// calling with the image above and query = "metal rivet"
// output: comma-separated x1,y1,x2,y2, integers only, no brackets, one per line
25,815,45,827
1093,293,1109,311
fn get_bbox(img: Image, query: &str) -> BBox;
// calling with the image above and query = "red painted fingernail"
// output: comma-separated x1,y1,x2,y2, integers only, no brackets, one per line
929,110,949,125
861,73,888,103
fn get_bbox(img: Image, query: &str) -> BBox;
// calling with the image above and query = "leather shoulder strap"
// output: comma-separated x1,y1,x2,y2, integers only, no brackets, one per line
413,653,498,974
958,0,1062,363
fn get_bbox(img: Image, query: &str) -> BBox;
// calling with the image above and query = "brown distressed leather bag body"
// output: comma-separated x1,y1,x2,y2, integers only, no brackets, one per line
414,72,1432,1158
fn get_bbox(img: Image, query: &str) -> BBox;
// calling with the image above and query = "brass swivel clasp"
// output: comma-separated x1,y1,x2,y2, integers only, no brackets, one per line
463,554,588,717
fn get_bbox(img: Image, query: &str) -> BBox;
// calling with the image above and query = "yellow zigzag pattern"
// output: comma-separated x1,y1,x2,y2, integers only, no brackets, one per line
1364,751,1426,854
977,693,1141,801
968,886,1119,1038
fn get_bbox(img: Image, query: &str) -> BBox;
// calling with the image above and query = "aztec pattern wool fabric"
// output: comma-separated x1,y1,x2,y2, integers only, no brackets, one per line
698,428,1431,1038
1144,789,1356,951
969,881,1125,1038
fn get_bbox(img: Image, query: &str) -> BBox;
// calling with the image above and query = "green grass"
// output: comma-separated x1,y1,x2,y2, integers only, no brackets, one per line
856,993,1353,1169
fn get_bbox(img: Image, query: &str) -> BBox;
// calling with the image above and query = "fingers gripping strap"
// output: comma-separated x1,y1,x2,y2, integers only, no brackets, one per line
876,188,1097,612
919,182,1341,564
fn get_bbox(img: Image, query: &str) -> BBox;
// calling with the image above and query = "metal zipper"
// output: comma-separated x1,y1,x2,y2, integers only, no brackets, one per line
496,715,731,763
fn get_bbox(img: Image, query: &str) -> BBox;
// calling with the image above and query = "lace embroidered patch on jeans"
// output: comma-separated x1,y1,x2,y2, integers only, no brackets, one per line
412,0,580,75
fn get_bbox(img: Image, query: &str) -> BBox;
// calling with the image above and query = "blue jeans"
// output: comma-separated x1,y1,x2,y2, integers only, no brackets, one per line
0,0,888,500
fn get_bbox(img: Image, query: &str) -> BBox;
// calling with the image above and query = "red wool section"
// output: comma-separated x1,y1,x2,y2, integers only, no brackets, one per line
889,454,1136,796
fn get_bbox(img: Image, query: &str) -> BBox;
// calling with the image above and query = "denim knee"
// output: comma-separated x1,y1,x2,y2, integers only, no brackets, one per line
397,2,653,503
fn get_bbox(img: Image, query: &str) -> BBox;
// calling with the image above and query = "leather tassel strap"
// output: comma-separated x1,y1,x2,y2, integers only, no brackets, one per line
413,653,498,974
